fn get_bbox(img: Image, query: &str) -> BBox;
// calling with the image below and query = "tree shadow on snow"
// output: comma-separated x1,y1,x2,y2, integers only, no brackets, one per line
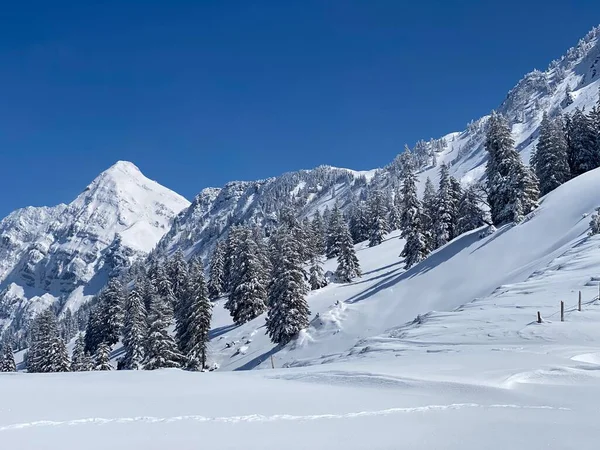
234,345,281,371
346,231,480,304
209,323,239,340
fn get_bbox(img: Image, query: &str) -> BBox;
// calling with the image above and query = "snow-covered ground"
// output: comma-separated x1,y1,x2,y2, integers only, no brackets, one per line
5,166,600,449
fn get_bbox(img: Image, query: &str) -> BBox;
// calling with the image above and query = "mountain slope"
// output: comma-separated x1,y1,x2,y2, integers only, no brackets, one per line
0,161,190,336
157,25,600,261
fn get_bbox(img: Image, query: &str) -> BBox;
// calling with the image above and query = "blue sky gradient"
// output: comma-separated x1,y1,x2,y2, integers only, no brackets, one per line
1,0,599,216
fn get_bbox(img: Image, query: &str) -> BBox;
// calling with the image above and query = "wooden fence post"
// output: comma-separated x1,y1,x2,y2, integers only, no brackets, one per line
270,355,275,369
537,311,542,324
561,301,564,322
579,291,582,312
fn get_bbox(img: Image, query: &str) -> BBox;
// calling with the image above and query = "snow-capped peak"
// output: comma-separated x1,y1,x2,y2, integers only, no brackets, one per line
0,161,190,334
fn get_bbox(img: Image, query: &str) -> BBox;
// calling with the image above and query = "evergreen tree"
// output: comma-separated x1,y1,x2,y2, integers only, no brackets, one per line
400,161,428,268
336,221,361,283
144,293,182,370
456,185,487,235
93,342,112,371
225,228,268,325
70,333,91,371
485,112,539,225
180,258,212,370
28,309,70,373
434,163,453,248
99,278,125,348
589,207,600,236
325,204,345,259
208,240,227,299
448,177,463,239
0,342,16,372
421,177,437,253
223,225,245,292
121,284,147,370
311,211,327,256
531,112,570,195
348,201,369,244
388,189,402,231
566,108,600,176
266,227,310,345
367,190,390,247
308,256,327,290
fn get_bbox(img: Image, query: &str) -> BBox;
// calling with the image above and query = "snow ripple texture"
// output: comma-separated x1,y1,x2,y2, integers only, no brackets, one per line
0,404,570,431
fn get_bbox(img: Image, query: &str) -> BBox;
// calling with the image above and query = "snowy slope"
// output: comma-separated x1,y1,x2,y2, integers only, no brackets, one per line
204,166,600,371
0,161,190,334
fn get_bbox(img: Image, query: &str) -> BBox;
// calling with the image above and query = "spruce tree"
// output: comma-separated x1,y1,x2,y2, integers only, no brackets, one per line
71,333,91,371
28,309,70,373
121,284,147,370
99,278,125,347
566,108,600,176
311,211,327,256
0,342,16,372
531,112,570,195
325,204,344,259
388,189,402,231
349,201,369,244
180,258,212,370
456,185,486,235
448,177,463,239
485,112,539,225
144,293,182,370
336,221,361,283
434,163,453,248
308,256,327,290
367,190,390,247
225,228,268,325
208,240,227,299
94,342,112,371
400,161,428,268
266,227,310,345
421,177,437,252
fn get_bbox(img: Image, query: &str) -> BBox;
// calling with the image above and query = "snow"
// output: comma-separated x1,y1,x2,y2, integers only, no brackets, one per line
7,168,600,448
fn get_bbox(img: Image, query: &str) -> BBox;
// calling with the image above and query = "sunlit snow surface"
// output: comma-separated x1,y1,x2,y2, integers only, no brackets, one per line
6,168,600,449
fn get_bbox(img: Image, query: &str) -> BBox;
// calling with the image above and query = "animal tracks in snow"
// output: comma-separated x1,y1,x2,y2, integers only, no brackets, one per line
0,403,570,432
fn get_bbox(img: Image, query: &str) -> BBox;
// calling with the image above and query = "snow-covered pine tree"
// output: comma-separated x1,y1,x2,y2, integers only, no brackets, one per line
325,204,345,258
388,189,402,231
99,277,125,347
367,190,390,247
311,210,327,256
589,208,600,235
223,225,245,292
0,342,16,372
121,283,147,370
421,177,437,253
226,227,268,325
167,250,190,335
566,108,600,177
485,112,539,225
180,258,212,370
70,333,91,371
531,112,570,195
434,163,453,248
143,291,183,370
28,309,70,373
507,159,540,223
448,177,463,240
266,226,310,345
400,160,428,269
308,255,327,290
93,342,112,371
207,240,227,299
336,220,361,283
348,201,369,244
456,185,487,235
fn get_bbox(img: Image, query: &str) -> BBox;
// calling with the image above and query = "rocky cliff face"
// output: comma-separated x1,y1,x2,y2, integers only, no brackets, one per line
0,161,190,333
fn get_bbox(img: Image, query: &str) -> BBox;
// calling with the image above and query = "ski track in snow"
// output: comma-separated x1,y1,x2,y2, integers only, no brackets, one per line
0,404,571,431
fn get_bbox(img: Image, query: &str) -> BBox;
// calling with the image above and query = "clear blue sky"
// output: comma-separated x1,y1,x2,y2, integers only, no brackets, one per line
1,1,599,217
